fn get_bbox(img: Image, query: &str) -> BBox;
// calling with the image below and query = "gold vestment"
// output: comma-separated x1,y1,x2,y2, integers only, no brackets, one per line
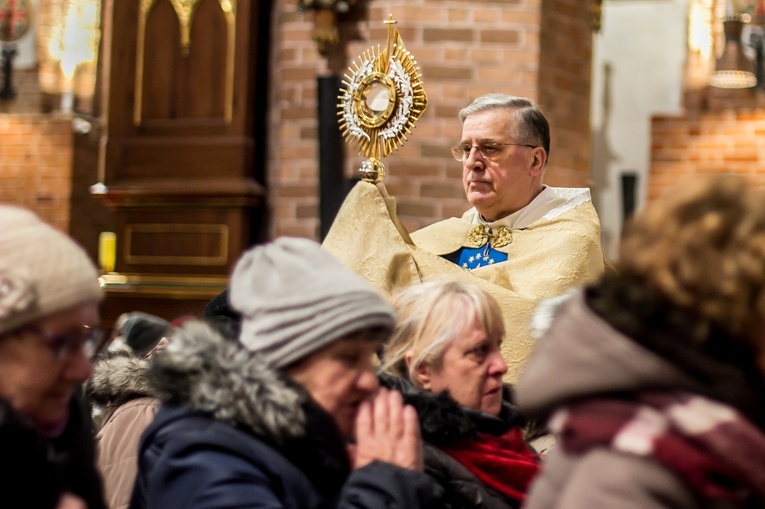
323,182,604,381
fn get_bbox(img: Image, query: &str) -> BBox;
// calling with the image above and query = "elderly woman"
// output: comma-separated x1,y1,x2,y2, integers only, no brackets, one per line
129,238,442,509
379,280,539,509
0,205,106,509
516,176,765,509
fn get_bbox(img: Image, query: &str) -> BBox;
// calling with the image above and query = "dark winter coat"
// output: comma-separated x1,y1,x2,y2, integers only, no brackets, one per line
380,374,534,509
129,321,443,509
0,393,106,509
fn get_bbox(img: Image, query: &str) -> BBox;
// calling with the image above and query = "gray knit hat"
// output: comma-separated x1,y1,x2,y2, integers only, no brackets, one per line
0,205,103,335
229,237,395,368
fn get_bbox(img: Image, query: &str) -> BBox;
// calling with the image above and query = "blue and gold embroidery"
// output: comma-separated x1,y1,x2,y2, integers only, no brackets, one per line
457,225,511,270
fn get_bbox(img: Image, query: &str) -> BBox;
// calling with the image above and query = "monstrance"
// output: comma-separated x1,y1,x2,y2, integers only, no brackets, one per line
338,15,427,183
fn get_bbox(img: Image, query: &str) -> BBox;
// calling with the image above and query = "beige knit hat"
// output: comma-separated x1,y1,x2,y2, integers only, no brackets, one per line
0,205,103,335
229,237,395,368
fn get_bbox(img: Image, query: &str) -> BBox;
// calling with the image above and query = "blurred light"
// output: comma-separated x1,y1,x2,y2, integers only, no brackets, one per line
709,17,757,89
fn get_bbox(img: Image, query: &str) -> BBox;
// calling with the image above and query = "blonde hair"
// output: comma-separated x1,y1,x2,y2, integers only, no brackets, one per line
380,280,505,384
619,175,765,346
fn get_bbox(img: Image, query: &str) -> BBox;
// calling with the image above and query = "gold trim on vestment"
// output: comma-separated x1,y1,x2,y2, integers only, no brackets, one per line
465,225,513,249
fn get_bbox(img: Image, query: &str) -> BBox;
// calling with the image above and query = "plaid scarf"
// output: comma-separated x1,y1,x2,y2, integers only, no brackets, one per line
549,393,765,503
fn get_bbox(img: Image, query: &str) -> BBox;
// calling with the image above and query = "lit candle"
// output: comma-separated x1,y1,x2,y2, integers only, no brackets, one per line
98,231,117,274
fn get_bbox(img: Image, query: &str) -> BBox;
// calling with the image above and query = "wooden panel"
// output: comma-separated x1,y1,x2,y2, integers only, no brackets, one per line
99,0,260,182
104,136,252,179
125,224,229,265
91,0,269,317
184,0,228,119
102,0,254,138
141,1,183,120
100,0,140,137
112,207,250,275
140,0,229,121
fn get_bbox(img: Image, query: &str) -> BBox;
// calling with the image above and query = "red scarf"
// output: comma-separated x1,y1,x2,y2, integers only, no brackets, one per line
441,426,540,503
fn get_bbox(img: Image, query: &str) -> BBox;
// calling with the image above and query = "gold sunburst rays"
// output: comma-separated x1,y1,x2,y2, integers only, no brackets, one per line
338,15,428,183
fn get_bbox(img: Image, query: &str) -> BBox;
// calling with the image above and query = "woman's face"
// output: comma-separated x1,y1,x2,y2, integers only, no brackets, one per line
0,302,99,432
413,320,507,415
286,333,383,437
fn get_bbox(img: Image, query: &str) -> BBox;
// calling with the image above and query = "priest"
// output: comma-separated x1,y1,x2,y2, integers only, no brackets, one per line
324,94,604,380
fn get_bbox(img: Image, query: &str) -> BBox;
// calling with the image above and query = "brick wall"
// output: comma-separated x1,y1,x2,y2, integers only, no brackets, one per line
0,0,97,235
0,64,74,230
0,112,74,230
538,0,594,187
0,0,98,232
0,69,44,114
268,0,596,238
649,88,765,201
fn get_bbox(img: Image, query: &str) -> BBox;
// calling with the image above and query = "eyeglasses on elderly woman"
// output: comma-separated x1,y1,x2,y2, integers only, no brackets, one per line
25,324,107,361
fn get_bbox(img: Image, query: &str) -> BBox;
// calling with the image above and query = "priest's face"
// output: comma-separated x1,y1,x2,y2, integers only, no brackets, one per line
459,109,546,222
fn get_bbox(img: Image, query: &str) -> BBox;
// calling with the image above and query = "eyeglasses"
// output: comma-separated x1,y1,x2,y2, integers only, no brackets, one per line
30,324,107,362
450,142,537,161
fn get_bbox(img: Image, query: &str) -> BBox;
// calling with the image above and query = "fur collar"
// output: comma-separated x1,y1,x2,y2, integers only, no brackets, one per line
147,321,352,498
86,350,154,407
379,373,524,446
147,320,307,443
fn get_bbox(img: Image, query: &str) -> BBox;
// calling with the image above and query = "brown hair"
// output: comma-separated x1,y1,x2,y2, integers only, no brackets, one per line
618,175,765,347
